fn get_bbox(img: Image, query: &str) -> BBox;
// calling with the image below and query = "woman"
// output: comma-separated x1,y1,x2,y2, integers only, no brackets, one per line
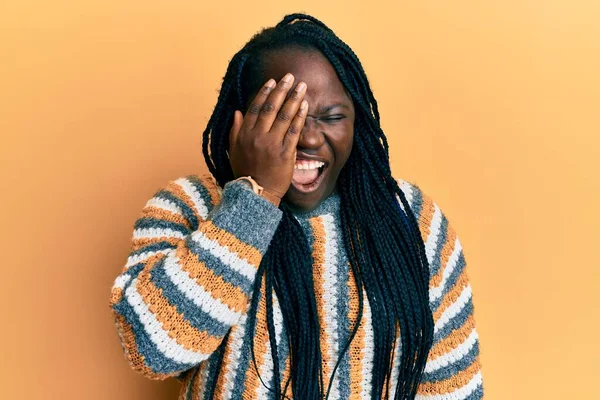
110,13,484,400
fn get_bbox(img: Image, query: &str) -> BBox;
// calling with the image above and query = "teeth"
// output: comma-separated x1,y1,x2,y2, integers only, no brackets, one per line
294,161,325,170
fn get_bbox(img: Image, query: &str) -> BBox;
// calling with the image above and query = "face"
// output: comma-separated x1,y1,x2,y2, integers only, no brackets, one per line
259,48,355,213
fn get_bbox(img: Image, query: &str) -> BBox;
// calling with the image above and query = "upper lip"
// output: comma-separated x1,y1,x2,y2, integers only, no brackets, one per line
295,152,329,166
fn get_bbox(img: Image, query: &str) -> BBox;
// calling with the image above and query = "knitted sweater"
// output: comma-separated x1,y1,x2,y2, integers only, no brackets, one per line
110,173,484,400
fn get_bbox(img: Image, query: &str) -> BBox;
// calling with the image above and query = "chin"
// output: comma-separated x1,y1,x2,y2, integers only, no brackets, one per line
282,195,320,213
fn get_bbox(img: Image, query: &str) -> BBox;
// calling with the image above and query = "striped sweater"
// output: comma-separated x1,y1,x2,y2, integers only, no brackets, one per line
110,173,484,399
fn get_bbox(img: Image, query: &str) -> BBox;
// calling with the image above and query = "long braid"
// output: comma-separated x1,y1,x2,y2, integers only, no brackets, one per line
201,13,434,399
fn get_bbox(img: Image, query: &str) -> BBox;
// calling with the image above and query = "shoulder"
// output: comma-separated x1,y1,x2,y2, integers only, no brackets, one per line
393,176,457,253
393,176,434,223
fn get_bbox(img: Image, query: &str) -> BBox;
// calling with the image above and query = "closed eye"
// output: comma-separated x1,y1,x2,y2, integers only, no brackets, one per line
321,115,346,123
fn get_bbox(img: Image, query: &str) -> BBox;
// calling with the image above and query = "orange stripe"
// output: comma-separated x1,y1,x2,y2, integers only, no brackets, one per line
110,287,123,305
428,315,476,360
136,265,222,354
429,225,457,288
243,275,269,397
281,354,292,397
165,180,202,222
347,262,364,400
175,243,249,313
417,357,481,395
200,220,262,269
309,217,332,389
433,269,469,322
140,205,192,230
114,313,178,380
417,191,436,243
131,236,180,252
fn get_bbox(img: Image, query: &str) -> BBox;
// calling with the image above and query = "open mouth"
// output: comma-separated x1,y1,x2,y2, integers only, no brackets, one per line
291,162,328,194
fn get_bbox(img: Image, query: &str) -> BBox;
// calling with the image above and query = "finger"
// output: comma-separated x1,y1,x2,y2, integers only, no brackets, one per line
228,110,243,152
244,79,276,129
283,100,308,154
254,73,295,133
270,81,307,137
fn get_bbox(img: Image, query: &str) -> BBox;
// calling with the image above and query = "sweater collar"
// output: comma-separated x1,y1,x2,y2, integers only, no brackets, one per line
288,188,341,220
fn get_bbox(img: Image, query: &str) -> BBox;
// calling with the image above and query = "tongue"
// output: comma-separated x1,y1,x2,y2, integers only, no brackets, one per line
292,168,319,185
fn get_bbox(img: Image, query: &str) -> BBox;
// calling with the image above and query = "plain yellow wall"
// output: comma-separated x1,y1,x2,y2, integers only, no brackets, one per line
1,1,598,399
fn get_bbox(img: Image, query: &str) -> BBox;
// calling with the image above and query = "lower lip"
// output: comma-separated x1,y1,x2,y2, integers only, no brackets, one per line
290,166,328,194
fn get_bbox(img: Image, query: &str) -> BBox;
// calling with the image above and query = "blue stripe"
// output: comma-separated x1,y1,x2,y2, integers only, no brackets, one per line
155,190,199,229
430,251,467,314
429,215,449,278
421,340,480,382
149,257,230,337
120,263,146,293
186,236,254,296
134,217,189,237
187,175,218,210
202,351,222,400
113,294,195,375
334,223,351,399
129,241,178,258
209,181,282,253
433,298,473,344
407,182,424,221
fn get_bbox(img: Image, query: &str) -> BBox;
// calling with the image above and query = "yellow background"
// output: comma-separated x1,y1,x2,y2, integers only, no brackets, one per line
1,1,598,399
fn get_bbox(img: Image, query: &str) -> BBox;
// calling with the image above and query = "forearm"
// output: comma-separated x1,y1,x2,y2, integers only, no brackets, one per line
110,177,282,379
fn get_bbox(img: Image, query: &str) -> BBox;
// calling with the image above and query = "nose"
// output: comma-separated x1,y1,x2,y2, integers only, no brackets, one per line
298,116,325,150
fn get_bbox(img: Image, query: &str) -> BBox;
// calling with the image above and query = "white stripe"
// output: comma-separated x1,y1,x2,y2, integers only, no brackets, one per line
424,205,443,266
397,179,415,211
145,196,183,216
133,227,185,240
429,238,463,302
125,249,171,269
415,370,482,400
255,294,285,398
191,230,257,280
221,314,248,400
113,273,131,290
125,277,209,365
360,292,374,400
424,328,478,373
175,177,209,220
322,214,341,399
434,285,472,334
162,250,242,326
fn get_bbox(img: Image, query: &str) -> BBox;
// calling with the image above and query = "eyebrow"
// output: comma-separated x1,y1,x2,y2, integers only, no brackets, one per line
314,104,350,114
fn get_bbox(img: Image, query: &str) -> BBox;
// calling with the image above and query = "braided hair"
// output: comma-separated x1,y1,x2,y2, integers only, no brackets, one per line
202,13,434,400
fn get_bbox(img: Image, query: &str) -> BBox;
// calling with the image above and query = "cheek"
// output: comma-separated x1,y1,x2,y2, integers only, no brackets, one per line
331,126,354,167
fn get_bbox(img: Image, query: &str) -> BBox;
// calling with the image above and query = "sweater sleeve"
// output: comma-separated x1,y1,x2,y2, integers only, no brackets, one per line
109,173,283,380
398,179,485,399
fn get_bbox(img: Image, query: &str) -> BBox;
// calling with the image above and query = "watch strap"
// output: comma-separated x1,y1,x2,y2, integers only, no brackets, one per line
232,176,281,207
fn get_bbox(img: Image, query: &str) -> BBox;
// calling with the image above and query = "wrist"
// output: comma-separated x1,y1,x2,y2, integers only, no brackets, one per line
233,176,281,207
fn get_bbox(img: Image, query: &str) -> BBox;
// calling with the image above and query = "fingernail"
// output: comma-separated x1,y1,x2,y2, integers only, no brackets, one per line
282,73,294,83
301,100,308,110
295,81,306,92
265,79,276,88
